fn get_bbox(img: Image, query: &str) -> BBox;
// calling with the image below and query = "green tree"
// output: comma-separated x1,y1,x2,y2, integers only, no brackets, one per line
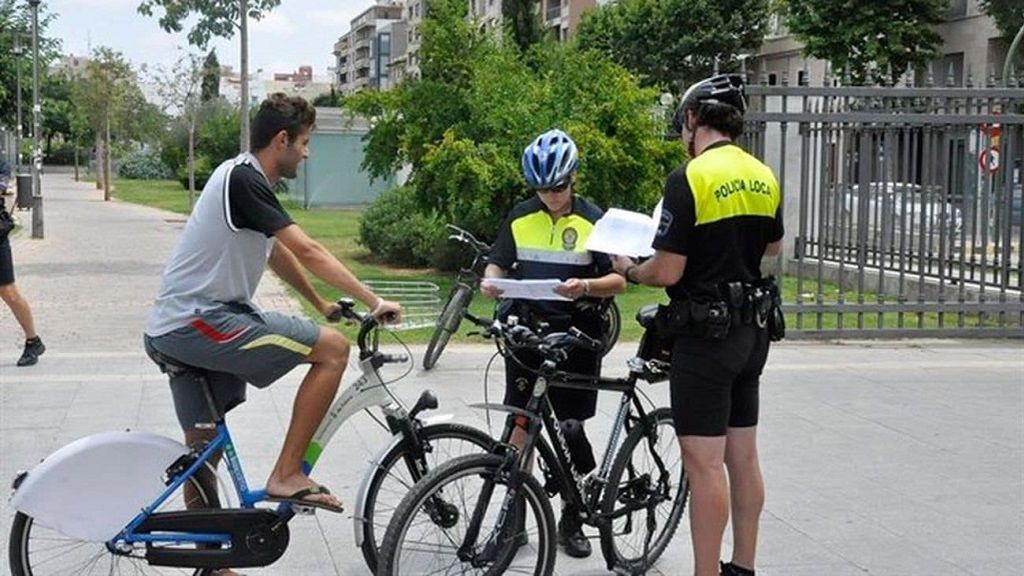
153,50,203,207
349,1,681,267
783,0,946,84
979,0,1024,40
201,49,220,102
137,0,282,151
312,88,340,107
72,47,135,200
0,0,61,144
576,0,771,89
502,0,544,54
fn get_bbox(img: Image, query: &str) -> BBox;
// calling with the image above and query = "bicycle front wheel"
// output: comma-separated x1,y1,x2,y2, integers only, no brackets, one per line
10,470,220,576
377,453,557,576
599,407,688,574
359,422,495,574
423,284,473,370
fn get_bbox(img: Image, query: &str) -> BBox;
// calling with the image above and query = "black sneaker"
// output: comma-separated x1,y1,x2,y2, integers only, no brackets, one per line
17,337,45,367
557,509,591,558
721,561,755,576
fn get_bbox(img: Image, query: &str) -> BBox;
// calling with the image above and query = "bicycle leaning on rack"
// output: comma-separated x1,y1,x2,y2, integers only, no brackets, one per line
8,299,494,576
379,305,688,576
423,223,623,370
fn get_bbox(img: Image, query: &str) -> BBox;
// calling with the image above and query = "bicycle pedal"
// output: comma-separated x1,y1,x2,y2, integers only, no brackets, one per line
292,504,317,515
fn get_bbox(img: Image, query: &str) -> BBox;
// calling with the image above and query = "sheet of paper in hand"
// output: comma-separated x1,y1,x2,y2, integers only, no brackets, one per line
584,206,661,257
481,278,570,301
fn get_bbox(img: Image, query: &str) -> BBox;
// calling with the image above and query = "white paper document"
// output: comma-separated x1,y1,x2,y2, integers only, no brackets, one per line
481,278,570,301
584,206,661,257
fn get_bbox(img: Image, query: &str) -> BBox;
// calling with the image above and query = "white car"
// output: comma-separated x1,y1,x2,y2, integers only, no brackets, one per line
837,182,963,252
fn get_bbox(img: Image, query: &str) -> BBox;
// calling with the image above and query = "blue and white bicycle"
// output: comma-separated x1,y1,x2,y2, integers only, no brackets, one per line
7,299,493,575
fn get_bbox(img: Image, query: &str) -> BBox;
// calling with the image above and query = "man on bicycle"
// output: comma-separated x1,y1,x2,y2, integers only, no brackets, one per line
614,74,783,576
144,94,401,529
481,128,626,558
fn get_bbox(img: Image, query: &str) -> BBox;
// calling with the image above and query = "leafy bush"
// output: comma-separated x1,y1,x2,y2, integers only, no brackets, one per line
117,149,173,180
358,186,445,267
160,99,241,178
45,143,79,166
176,155,213,191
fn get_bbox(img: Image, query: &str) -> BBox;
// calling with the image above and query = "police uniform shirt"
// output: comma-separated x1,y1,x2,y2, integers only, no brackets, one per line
490,195,612,315
653,142,783,303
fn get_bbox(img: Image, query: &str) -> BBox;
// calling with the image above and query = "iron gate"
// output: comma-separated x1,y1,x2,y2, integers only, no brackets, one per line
743,73,1024,337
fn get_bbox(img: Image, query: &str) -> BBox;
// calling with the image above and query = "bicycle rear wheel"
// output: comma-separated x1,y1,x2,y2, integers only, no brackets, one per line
359,423,495,573
601,300,622,357
9,470,220,576
423,284,473,370
598,407,688,574
377,453,556,576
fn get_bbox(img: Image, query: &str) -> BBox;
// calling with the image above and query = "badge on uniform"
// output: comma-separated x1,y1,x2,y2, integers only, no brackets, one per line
562,227,578,250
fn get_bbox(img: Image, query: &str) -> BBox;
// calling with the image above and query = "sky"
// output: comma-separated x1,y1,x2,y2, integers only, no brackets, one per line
46,0,377,80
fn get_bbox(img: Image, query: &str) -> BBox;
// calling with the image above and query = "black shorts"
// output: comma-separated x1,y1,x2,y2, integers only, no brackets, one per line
0,234,14,286
669,323,770,437
503,311,603,422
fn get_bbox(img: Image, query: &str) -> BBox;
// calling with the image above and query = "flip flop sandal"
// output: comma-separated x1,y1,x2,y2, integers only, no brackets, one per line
265,485,344,514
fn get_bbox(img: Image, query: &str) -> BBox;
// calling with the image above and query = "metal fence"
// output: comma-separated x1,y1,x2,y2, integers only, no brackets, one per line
742,72,1024,338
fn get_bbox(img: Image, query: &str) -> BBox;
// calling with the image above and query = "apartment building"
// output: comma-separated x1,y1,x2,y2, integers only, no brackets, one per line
336,0,601,91
750,0,1011,86
334,1,404,94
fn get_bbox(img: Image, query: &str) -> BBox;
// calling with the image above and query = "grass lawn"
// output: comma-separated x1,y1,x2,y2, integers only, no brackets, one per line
112,179,997,342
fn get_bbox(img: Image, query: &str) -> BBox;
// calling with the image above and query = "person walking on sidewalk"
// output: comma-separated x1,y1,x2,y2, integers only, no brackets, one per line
0,196,45,366
614,74,784,576
144,93,402,544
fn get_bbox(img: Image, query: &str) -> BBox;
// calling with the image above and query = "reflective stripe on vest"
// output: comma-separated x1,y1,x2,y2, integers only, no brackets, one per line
685,145,781,226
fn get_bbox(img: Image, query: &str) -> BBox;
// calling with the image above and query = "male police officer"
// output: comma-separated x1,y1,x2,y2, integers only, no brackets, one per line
614,74,783,576
481,129,626,558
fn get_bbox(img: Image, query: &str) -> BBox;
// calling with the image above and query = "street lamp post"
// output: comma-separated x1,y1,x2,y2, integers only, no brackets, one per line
29,0,43,239
11,35,24,171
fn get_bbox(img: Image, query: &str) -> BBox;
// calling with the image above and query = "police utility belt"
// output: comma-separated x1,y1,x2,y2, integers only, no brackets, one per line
656,276,785,342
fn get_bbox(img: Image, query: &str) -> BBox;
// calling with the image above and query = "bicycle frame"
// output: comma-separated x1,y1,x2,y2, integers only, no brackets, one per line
113,345,398,548
515,371,653,517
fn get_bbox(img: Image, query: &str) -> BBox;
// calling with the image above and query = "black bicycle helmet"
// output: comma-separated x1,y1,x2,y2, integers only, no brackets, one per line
672,73,747,133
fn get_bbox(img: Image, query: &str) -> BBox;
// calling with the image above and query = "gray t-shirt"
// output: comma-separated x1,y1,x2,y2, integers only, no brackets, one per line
146,153,293,336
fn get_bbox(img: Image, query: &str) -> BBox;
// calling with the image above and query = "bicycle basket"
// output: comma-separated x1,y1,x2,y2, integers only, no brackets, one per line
363,280,441,330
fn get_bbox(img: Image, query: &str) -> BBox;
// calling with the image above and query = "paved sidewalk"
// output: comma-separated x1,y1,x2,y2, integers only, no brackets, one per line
1,174,1022,575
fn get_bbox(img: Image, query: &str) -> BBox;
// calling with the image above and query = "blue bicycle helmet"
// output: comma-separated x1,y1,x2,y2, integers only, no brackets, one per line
521,129,579,189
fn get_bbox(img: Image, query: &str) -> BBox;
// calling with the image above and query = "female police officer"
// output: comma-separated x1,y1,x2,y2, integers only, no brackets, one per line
480,128,626,558
613,74,783,576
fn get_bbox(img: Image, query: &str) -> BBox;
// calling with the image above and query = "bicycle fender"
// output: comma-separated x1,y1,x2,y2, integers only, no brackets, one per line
9,431,188,542
351,432,406,547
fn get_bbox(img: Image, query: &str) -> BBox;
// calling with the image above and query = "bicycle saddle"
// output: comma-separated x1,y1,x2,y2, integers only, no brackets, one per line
148,347,210,378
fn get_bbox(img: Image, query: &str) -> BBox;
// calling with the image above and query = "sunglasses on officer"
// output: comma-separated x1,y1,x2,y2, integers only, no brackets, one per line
538,180,571,194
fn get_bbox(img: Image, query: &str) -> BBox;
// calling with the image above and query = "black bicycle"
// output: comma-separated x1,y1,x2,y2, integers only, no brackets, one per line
423,224,623,370
379,305,687,576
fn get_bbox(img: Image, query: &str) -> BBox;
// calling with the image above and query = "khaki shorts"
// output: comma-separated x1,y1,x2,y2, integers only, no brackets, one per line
145,302,320,430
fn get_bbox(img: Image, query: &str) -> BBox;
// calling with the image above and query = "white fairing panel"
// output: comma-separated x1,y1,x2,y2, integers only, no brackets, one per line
10,431,188,542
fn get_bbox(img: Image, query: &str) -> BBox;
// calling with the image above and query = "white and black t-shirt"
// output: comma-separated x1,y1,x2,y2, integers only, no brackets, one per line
146,153,293,336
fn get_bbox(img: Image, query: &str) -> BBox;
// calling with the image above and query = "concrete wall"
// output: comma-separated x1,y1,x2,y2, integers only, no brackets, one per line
285,108,396,207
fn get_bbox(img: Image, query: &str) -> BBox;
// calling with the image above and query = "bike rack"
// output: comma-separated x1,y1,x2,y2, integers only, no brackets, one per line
364,280,441,330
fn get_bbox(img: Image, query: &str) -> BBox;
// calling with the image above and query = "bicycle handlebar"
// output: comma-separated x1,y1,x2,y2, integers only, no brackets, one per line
446,224,491,255
326,299,403,363
463,311,603,364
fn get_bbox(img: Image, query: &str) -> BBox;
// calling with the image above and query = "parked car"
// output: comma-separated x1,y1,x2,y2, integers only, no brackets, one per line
837,181,963,252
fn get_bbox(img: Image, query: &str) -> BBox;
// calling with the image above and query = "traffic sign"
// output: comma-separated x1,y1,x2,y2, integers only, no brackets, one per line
978,147,1000,173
